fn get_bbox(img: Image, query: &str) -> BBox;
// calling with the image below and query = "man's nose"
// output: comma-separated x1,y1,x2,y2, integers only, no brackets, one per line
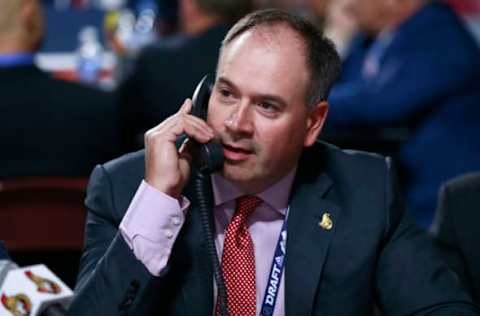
224,102,254,136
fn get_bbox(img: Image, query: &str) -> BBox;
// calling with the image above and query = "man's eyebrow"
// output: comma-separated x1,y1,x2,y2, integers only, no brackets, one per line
216,76,287,107
216,77,235,88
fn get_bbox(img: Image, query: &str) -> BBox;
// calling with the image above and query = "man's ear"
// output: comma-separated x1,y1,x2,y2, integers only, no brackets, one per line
304,100,328,147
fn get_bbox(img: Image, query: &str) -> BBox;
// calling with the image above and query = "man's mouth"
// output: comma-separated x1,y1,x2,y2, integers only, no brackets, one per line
222,143,254,162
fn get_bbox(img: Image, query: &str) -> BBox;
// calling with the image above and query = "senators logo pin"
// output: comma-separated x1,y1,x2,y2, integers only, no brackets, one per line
319,213,333,230
24,271,61,294
1,293,32,316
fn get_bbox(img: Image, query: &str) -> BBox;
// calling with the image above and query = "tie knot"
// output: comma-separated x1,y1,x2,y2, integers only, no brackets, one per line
235,195,262,219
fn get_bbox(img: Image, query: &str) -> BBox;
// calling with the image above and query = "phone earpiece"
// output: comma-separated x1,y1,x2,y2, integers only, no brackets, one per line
176,74,224,175
191,75,214,118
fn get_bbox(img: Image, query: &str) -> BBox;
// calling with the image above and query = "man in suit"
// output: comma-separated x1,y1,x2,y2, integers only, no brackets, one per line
324,0,480,228
117,0,253,151
70,9,478,315
0,0,119,177
432,172,480,304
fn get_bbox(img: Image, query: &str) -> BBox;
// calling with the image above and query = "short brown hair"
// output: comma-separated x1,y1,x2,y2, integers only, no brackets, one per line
221,9,341,108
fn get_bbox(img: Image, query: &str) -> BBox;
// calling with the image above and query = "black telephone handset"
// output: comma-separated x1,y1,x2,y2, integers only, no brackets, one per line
175,75,224,175
177,75,229,316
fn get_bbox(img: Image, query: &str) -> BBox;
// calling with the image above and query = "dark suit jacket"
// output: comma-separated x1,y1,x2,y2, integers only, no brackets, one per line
0,64,119,177
432,172,480,304
69,142,477,315
326,1,480,227
117,24,230,151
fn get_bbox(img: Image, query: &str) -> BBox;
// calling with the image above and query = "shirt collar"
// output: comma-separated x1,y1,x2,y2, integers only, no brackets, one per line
0,53,35,67
211,166,297,216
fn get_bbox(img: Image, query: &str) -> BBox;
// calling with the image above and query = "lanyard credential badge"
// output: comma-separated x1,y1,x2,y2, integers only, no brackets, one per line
260,208,289,316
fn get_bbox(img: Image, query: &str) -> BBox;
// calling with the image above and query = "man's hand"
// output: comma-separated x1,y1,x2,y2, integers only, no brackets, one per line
144,99,215,198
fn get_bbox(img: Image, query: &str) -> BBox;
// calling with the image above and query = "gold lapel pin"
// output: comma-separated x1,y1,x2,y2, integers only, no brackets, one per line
319,212,333,230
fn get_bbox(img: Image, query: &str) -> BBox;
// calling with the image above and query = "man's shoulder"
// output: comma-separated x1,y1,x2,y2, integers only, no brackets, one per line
100,150,145,178
90,150,145,197
86,150,145,219
305,141,389,174
300,141,392,193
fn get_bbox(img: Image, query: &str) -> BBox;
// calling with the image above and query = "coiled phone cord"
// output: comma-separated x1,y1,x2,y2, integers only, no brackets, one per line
194,173,230,316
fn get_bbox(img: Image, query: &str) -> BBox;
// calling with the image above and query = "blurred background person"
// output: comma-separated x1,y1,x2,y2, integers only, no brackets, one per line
305,0,358,56
257,0,358,57
321,0,357,56
103,0,179,84
323,0,480,228
0,0,120,178
116,0,254,151
0,0,122,288
308,0,370,84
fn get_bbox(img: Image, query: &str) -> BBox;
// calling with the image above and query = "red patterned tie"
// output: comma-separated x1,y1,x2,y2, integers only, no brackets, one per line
216,196,262,316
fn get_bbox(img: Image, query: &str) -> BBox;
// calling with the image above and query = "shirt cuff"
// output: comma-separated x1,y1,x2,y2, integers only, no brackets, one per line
119,180,190,276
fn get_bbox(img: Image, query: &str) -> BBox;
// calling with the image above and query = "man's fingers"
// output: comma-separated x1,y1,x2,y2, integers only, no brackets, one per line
179,98,192,114
188,127,214,144
146,113,214,146
174,119,214,144
164,112,215,141
148,102,213,135
182,114,214,135
146,116,214,147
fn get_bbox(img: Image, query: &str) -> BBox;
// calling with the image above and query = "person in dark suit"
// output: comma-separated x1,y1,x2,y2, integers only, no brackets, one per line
70,9,478,315
0,0,119,177
117,0,253,151
431,172,480,304
325,0,480,228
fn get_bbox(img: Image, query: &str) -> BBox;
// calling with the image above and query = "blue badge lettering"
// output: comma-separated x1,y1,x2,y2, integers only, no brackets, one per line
266,264,281,305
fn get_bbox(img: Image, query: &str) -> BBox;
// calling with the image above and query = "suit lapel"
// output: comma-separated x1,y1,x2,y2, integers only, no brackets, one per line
285,171,341,316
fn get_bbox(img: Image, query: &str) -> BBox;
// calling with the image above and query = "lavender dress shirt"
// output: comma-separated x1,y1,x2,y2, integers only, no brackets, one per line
119,168,296,316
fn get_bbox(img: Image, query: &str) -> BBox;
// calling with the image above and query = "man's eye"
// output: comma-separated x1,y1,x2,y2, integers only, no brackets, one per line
220,89,232,98
258,102,278,112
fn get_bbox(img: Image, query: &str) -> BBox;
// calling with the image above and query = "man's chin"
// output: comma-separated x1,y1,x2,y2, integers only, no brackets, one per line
221,164,253,183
